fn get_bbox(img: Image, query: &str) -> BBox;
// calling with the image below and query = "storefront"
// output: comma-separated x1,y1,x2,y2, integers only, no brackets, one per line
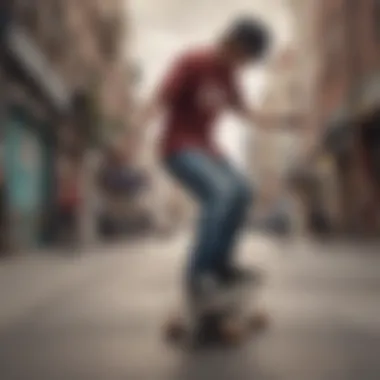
0,133,6,254
285,103,353,236
1,20,72,251
354,73,380,233
4,106,45,249
355,73,380,175
320,104,355,234
98,153,151,238
315,72,380,236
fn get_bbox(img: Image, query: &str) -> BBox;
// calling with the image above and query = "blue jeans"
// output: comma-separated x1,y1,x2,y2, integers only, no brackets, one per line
165,149,253,287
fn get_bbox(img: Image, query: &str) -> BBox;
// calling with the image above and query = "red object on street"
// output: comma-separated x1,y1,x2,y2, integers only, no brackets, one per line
57,158,81,210
59,178,80,209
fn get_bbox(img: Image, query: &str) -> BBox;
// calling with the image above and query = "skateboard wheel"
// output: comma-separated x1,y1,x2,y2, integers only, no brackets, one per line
248,310,269,331
164,316,186,342
219,319,244,345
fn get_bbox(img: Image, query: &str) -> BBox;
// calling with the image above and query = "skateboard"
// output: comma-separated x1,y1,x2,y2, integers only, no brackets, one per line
164,272,269,348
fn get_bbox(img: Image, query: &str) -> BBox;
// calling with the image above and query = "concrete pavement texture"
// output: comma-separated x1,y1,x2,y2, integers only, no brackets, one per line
0,233,380,380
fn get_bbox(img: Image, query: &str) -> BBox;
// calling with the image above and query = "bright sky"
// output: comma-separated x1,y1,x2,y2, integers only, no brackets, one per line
128,0,293,169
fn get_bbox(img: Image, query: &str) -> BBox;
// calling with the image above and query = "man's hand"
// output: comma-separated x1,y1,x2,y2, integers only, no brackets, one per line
242,106,306,131
283,112,307,130
271,47,297,70
132,95,162,132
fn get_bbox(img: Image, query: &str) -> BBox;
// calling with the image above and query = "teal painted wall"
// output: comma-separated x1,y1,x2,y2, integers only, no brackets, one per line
4,108,45,249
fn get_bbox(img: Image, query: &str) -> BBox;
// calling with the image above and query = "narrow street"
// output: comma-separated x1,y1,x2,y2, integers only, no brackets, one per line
0,234,380,380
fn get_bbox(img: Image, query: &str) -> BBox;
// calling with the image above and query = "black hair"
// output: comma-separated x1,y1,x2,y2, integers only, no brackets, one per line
224,17,272,59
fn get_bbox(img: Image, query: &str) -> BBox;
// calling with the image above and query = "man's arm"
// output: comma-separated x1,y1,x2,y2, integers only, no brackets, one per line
238,106,305,131
226,79,304,131
132,94,162,132
230,48,305,130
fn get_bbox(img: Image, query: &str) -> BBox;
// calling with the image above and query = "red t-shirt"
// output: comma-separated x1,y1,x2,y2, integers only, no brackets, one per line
158,48,245,158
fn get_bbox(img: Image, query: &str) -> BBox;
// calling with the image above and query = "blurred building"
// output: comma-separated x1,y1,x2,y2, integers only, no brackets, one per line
309,0,380,236
271,0,380,237
278,0,342,235
0,0,133,251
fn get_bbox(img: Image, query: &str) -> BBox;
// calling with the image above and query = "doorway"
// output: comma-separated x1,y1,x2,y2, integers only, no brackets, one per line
4,106,45,251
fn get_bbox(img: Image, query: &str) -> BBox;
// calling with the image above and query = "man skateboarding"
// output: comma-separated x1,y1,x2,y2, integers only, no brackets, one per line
137,17,299,336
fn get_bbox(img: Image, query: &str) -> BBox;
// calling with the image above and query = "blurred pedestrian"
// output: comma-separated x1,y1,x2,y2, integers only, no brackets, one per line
56,157,81,248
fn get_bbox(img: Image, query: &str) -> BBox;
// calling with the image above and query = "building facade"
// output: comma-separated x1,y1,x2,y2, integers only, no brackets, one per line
250,0,380,236
312,0,380,235
287,0,380,235
0,0,132,251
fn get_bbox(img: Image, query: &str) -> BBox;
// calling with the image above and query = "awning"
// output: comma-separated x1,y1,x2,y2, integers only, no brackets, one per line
1,24,71,114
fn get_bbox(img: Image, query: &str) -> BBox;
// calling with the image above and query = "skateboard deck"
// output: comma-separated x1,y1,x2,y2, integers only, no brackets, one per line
164,273,268,348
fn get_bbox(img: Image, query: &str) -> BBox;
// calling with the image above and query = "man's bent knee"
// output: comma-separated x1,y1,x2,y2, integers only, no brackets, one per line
234,182,254,207
211,184,237,207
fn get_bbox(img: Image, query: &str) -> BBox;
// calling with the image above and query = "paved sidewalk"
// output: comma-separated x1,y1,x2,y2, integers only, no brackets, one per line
0,234,379,380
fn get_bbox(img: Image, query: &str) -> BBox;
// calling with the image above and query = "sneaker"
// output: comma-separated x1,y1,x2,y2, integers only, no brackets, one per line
217,265,264,287
187,273,221,299
186,273,228,314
